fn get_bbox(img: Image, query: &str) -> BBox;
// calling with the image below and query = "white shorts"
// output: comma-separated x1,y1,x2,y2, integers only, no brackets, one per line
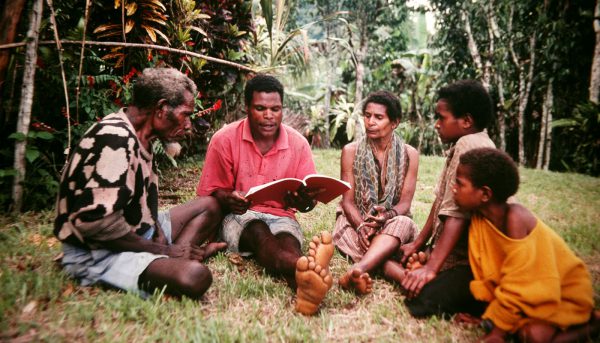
61,211,172,297
221,210,303,256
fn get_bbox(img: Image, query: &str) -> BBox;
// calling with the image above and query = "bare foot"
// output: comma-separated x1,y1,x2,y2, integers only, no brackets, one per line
295,256,333,315
200,242,227,260
308,231,334,269
339,269,373,295
406,251,428,271
454,312,482,325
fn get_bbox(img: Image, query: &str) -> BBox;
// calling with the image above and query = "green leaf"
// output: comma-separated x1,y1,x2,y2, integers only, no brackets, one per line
36,132,54,140
9,132,26,141
25,149,40,163
260,0,273,42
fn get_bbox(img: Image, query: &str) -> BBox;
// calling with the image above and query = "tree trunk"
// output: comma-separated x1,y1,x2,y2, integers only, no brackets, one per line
511,33,536,165
536,80,553,170
495,72,507,151
461,8,490,89
543,81,553,170
0,0,26,90
486,1,506,150
354,39,367,108
12,0,44,213
591,0,600,104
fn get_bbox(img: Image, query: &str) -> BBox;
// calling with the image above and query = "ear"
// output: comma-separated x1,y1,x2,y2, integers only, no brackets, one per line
392,118,400,129
480,186,493,203
461,114,474,129
156,99,168,118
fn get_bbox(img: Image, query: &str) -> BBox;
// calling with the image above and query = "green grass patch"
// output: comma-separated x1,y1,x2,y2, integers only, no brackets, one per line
1,149,598,341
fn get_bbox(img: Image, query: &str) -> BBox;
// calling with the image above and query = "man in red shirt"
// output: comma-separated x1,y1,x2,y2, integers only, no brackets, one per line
197,74,333,315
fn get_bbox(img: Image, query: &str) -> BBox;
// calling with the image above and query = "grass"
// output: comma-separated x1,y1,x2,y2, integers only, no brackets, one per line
1,149,599,342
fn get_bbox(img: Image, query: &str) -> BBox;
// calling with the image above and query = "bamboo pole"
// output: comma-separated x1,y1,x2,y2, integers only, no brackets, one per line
0,40,255,72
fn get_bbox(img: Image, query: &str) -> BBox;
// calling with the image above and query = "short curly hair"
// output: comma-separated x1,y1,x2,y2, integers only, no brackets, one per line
437,80,492,130
362,90,402,122
244,74,284,106
131,68,197,110
459,148,519,202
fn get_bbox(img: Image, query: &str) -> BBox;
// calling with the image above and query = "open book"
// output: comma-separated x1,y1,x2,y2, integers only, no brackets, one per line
245,174,351,205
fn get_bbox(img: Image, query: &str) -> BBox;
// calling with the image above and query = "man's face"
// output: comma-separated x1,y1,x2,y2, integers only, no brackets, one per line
247,91,283,141
434,99,467,144
156,91,194,142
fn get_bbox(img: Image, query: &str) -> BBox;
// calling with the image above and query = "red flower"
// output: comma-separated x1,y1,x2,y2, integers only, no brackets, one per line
197,91,204,99
87,75,95,88
123,68,137,85
147,51,153,61
108,80,118,91
185,41,195,47
212,99,223,111
114,98,124,107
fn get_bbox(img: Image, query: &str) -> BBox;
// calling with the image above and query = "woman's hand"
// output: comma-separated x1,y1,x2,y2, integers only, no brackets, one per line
356,223,377,250
363,205,388,230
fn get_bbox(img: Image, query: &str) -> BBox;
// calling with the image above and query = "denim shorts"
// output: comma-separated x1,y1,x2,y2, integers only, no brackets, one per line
61,211,172,297
221,210,303,256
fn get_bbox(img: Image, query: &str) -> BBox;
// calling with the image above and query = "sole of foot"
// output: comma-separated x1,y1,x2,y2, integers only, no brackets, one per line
339,268,373,295
307,231,334,269
295,256,333,315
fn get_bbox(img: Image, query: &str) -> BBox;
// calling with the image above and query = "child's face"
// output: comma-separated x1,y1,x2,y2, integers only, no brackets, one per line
453,164,484,211
434,99,467,144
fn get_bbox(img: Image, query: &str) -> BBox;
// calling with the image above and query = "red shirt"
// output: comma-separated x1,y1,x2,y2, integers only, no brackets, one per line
197,118,316,218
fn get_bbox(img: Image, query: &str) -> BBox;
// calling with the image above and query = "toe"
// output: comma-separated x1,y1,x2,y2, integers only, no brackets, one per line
296,256,309,271
321,231,332,244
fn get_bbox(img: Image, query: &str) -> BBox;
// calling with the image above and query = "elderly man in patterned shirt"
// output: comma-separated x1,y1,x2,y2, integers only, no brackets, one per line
54,68,226,299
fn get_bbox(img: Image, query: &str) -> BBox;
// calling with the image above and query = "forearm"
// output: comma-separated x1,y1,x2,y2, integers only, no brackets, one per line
97,231,167,255
341,198,364,228
211,189,230,207
412,209,436,247
426,216,468,273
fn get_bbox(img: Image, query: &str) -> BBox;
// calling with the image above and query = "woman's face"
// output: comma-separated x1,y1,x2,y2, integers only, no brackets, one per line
363,102,398,141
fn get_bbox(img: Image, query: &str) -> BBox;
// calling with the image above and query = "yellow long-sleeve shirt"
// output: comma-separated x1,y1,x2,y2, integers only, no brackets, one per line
468,214,594,333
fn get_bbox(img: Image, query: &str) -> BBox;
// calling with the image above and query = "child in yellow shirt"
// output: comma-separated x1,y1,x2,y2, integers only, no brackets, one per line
452,147,599,342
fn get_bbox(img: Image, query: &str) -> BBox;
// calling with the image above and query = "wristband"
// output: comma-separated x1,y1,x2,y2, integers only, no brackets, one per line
481,319,494,333
385,209,398,220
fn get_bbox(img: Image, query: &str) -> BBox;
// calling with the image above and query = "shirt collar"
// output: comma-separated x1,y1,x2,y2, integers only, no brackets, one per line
241,118,289,151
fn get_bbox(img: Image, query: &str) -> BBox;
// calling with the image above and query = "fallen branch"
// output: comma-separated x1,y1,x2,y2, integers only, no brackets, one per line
0,40,255,72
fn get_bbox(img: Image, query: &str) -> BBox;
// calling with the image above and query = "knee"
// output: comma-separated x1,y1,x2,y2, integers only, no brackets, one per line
176,262,213,299
202,196,222,220
518,323,556,343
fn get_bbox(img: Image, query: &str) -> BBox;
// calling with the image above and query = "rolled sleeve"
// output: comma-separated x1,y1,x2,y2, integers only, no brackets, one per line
197,131,235,196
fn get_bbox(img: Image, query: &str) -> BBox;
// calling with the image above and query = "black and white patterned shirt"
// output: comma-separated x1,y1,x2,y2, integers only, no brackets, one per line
54,109,158,247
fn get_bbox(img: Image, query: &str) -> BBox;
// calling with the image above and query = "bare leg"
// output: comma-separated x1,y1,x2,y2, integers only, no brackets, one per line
239,220,302,288
169,196,222,245
382,259,407,284
549,310,600,343
295,232,334,315
339,234,398,294
139,258,212,299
